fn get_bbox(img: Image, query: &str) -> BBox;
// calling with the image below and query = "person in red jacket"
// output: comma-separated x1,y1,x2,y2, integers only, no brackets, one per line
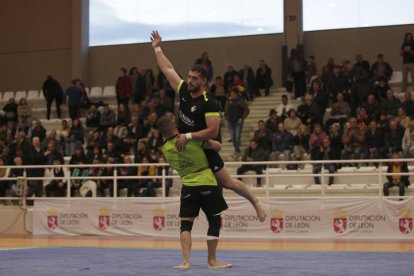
116,68,132,108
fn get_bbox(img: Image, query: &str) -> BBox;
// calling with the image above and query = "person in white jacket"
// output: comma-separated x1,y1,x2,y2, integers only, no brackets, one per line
402,120,414,158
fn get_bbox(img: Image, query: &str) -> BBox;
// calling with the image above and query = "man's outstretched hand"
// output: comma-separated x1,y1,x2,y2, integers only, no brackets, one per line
150,31,161,48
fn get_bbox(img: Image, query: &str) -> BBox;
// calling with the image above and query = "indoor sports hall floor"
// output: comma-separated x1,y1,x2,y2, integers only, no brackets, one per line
0,235,413,275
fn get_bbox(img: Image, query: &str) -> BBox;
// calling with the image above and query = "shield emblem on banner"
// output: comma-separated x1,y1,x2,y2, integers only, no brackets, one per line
47,215,58,229
99,215,110,230
153,216,165,231
333,218,347,234
270,218,283,233
399,218,413,234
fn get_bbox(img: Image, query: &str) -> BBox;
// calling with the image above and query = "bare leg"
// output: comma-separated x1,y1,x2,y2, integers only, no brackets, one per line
207,238,232,269
174,218,193,269
215,168,267,222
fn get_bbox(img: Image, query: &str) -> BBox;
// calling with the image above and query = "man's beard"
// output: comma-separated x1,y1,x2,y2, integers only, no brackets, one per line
188,83,201,93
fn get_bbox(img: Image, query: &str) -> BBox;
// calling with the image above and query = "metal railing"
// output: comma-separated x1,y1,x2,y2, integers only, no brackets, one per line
0,158,413,204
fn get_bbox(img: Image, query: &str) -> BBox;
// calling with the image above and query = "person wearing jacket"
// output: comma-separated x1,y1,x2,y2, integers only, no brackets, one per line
115,68,132,108
383,152,410,200
237,140,268,187
225,89,249,155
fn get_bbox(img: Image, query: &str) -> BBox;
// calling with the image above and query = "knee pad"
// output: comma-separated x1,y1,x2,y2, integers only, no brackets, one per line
180,220,194,233
207,214,221,239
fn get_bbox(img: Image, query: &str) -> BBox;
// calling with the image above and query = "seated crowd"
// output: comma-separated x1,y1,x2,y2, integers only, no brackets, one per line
236,53,412,197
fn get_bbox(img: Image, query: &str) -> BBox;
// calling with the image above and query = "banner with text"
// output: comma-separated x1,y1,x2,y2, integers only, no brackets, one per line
33,198,414,239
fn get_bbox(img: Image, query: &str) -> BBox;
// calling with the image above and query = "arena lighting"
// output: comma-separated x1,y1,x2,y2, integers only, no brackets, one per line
89,0,283,46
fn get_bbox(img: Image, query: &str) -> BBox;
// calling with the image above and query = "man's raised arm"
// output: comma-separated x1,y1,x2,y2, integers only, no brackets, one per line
150,31,181,92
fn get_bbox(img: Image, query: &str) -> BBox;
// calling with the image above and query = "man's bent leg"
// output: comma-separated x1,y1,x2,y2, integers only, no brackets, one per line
215,168,267,222
174,218,194,269
207,214,232,269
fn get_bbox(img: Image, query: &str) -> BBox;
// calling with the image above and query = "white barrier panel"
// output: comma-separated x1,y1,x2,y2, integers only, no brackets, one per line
33,198,414,239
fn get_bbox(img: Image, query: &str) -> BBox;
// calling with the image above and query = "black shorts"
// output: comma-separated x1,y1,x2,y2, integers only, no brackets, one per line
179,185,228,218
204,149,224,173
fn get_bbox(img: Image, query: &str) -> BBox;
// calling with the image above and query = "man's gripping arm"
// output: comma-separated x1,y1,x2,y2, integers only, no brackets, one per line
150,30,181,92
202,139,222,152
176,116,220,151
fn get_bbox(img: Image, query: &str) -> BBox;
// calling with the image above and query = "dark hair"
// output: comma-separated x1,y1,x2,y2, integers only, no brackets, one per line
190,64,208,79
120,68,127,73
258,120,265,124
404,32,413,43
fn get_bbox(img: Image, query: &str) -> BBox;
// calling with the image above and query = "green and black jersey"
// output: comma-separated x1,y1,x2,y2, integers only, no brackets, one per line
176,80,220,134
162,135,217,187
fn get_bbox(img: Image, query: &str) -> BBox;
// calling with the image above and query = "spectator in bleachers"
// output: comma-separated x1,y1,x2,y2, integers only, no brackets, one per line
42,130,61,152
225,89,249,155
237,139,267,187
69,144,88,166
284,109,301,136
114,103,130,138
103,141,121,163
328,123,343,162
0,146,13,165
383,152,409,200
115,68,132,107
129,67,139,99
127,115,143,142
341,117,365,164
364,120,383,160
256,59,274,96
223,64,237,93
270,122,293,168
133,68,147,104
44,140,64,166
87,144,104,164
309,122,327,157
400,32,414,93
65,79,83,120
239,64,256,100
364,94,381,122
31,120,46,142
265,109,282,133
301,94,324,127
306,55,318,84
147,128,164,153
17,98,32,126
381,89,401,118
253,120,272,155
25,137,46,201
276,94,295,120
99,127,120,151
350,55,371,115
326,65,349,102
287,49,306,99
136,156,156,197
383,119,404,157
401,91,414,118
396,107,411,129
194,52,213,84
292,124,310,167
322,57,335,83
312,137,336,186
66,118,84,156
70,161,89,197
8,156,24,197
85,104,101,129
402,120,414,158
45,158,68,197
116,155,138,197
373,77,390,100
156,89,174,115
356,106,369,133
232,74,248,101
100,104,116,132
6,121,17,139
134,139,149,163
325,92,350,131
0,159,9,200
309,79,328,117
3,98,18,123
59,119,69,155
156,69,175,105
371,53,393,81
210,76,227,111
42,75,63,120
16,118,30,138
153,156,173,197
